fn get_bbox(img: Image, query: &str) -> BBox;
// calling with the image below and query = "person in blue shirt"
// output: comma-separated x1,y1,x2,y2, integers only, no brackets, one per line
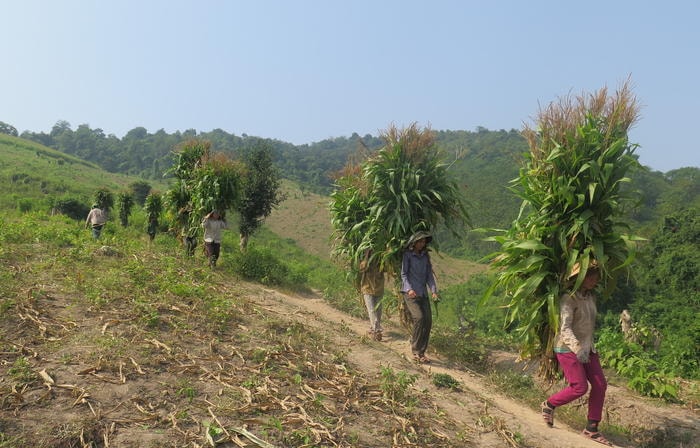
401,230,439,363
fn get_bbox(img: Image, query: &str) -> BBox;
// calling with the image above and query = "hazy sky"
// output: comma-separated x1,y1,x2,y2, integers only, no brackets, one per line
2,1,699,172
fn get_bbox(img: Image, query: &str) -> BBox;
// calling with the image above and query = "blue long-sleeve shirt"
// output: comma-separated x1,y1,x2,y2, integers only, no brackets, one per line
401,250,437,297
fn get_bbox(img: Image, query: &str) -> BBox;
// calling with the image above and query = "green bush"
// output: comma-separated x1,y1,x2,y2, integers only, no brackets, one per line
231,247,289,285
17,199,33,213
597,327,679,401
53,197,90,220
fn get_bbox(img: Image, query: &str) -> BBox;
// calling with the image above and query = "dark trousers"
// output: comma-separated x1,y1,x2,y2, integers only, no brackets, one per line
91,224,104,239
205,242,221,266
403,294,432,356
185,236,197,256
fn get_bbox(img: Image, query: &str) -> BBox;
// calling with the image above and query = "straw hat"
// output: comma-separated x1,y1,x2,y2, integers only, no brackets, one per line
568,259,599,279
406,230,433,249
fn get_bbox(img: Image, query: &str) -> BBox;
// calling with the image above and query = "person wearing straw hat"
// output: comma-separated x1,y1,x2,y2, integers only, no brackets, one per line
541,259,613,446
401,230,439,364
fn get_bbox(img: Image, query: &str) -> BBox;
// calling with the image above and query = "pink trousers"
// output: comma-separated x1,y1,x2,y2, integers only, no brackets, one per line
547,351,607,422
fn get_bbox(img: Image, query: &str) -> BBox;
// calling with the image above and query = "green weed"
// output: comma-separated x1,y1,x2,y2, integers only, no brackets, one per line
8,357,36,385
176,379,197,402
380,365,418,407
432,373,461,390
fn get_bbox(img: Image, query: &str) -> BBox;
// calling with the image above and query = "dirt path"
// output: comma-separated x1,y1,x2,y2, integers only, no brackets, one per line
250,287,641,448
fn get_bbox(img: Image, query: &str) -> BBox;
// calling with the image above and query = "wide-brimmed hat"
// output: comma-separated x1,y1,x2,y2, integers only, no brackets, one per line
568,259,599,279
407,231,433,248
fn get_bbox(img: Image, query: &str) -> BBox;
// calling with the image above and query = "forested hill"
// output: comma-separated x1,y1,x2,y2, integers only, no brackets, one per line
7,121,698,247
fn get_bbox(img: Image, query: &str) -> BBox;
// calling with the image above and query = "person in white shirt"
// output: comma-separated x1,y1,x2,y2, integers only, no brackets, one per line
85,204,107,239
201,210,227,267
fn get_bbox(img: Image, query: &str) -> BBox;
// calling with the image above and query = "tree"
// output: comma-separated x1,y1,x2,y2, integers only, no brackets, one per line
0,121,18,137
482,81,641,380
50,120,71,137
236,141,285,251
129,180,152,206
117,192,134,227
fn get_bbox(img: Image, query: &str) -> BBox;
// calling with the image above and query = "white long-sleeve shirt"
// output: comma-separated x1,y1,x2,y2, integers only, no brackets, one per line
554,290,597,355
86,208,106,227
202,217,227,243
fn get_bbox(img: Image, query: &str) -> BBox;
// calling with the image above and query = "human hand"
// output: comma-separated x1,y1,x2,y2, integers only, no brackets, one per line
432,293,440,303
576,349,590,364
407,289,417,299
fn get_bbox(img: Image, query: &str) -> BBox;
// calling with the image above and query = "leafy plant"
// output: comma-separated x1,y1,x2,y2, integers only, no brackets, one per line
330,124,470,329
117,192,134,227
482,81,641,380
432,372,461,390
380,365,418,406
597,327,679,400
93,187,114,212
129,180,152,206
144,192,163,239
230,246,290,285
331,124,470,275
164,139,244,246
8,356,36,385
52,197,90,220
176,379,197,402
144,193,163,219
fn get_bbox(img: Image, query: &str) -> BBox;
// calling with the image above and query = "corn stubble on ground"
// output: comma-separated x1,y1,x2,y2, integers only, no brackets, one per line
0,249,483,447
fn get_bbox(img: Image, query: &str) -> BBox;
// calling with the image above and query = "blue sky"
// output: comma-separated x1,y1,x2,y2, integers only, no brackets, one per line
2,1,699,172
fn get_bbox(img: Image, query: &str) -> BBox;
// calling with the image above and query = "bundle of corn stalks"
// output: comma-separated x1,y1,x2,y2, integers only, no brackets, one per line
483,80,641,380
330,123,469,321
143,192,163,222
164,139,245,234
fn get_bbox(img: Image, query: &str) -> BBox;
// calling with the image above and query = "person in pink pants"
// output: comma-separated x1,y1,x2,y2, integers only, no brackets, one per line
541,260,613,447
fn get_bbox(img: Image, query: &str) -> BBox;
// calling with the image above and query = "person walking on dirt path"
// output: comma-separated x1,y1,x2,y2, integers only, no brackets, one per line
359,249,385,341
401,230,439,364
85,204,107,239
541,260,613,447
201,209,227,268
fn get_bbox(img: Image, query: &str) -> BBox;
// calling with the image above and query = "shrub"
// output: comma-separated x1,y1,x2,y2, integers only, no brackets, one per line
231,247,289,285
52,198,90,220
597,327,679,400
17,199,33,213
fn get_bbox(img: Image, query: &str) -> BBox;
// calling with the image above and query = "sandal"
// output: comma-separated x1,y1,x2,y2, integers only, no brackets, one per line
582,429,614,446
541,401,554,427
414,354,431,364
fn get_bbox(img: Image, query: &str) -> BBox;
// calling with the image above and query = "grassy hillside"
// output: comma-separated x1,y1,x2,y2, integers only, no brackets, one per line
0,134,166,211
265,180,487,287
